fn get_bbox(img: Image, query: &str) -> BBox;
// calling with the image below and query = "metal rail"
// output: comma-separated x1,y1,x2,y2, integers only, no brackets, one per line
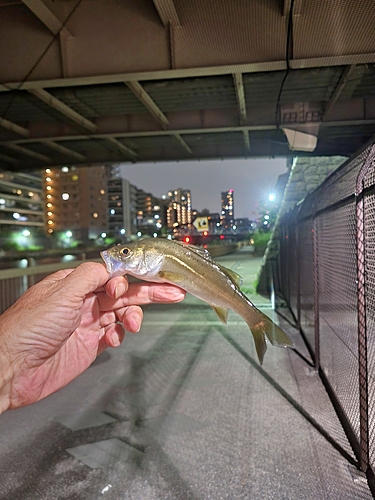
0,257,101,315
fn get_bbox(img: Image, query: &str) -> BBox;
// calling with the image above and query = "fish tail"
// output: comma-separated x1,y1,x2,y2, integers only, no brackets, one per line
246,312,294,365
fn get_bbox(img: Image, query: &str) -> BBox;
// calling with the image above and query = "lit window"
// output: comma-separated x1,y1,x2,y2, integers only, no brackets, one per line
47,220,53,225
12,212,20,219
46,186,52,191
71,175,78,181
45,177,51,182
45,169,51,173
62,167,69,173
93,213,98,218
47,194,52,199
47,203,52,208
28,192,34,197
16,189,22,195
100,189,105,195
110,209,115,215
47,211,53,216
62,193,70,200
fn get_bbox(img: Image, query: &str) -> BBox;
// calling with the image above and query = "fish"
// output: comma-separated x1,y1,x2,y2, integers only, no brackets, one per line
100,238,294,364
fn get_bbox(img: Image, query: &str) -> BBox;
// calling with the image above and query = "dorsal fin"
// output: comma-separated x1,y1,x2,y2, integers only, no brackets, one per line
173,240,212,260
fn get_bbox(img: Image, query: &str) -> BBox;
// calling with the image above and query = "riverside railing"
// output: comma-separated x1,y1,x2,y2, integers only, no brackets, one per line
274,138,375,495
0,256,101,315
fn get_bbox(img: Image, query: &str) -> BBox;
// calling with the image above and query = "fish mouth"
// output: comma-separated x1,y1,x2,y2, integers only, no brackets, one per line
100,250,113,274
100,250,112,273
100,250,126,278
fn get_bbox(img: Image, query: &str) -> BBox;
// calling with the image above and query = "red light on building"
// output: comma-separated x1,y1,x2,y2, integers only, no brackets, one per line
220,235,225,239
184,236,191,243
203,230,208,236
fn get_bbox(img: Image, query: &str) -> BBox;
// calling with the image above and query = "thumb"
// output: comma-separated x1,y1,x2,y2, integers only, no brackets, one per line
62,262,109,297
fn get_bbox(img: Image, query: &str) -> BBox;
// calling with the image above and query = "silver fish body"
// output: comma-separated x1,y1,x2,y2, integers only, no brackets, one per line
100,238,294,364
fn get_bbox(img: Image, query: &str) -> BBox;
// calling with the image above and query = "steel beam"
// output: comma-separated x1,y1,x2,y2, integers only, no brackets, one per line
43,140,86,161
3,52,375,93
21,0,72,37
4,143,51,162
172,134,193,155
0,153,20,165
2,116,375,149
124,81,169,129
0,118,30,137
243,130,251,152
105,137,137,160
152,0,181,26
327,65,358,110
233,73,247,125
28,89,98,133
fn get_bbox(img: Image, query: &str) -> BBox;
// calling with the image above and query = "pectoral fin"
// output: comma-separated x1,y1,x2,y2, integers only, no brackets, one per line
158,270,186,283
211,306,229,324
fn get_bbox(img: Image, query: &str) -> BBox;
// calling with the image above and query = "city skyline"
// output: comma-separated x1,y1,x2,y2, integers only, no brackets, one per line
121,157,287,219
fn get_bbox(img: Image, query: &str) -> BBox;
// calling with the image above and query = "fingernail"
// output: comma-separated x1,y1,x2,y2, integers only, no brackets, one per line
131,314,142,333
111,332,121,347
115,282,126,299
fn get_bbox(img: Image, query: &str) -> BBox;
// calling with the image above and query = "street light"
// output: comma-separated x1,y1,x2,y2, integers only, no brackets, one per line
268,193,276,202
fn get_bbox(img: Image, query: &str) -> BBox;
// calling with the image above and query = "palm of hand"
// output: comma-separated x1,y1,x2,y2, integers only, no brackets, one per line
5,281,108,409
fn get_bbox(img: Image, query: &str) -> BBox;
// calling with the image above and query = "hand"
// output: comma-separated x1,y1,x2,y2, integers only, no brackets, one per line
0,262,185,412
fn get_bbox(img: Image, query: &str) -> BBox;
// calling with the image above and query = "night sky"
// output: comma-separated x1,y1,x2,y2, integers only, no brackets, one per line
121,157,287,219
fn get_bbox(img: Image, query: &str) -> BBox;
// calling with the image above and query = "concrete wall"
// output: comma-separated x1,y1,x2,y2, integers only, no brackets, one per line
257,155,346,296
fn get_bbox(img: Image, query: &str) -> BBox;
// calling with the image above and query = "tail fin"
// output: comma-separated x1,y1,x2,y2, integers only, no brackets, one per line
247,312,294,365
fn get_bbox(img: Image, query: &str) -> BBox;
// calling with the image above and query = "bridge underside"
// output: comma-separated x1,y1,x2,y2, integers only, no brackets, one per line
1,0,375,170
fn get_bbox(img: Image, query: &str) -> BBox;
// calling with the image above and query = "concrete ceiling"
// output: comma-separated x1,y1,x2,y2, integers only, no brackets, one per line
1,0,375,170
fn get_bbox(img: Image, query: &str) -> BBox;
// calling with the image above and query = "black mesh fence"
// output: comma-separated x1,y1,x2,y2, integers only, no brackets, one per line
275,139,375,493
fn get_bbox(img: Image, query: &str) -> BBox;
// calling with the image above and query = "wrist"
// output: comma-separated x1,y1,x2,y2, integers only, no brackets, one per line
0,316,15,414
0,352,11,414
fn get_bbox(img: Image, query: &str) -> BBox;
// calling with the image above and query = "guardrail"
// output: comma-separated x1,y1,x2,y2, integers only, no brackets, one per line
0,257,101,315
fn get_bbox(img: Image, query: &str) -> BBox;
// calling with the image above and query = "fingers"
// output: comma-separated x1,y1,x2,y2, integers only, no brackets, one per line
61,262,110,297
117,305,143,332
104,275,129,299
98,282,186,310
98,304,142,349
98,323,126,355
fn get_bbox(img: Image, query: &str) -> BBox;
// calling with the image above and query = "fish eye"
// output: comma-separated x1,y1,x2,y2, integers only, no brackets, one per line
120,247,130,256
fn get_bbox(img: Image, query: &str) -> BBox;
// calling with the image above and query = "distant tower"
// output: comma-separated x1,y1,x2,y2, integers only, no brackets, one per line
43,165,109,242
220,189,234,227
166,188,192,228
108,176,138,238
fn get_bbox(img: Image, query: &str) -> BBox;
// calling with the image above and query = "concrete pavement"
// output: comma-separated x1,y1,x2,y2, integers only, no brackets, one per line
0,246,371,499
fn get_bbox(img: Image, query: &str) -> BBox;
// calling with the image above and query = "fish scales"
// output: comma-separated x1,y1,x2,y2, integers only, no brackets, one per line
100,238,294,364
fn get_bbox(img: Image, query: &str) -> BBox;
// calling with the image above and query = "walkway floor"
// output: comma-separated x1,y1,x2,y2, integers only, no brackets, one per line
0,246,372,499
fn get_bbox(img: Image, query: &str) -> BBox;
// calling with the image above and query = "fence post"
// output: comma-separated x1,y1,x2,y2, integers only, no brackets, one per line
312,217,320,370
355,143,375,479
27,257,36,288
